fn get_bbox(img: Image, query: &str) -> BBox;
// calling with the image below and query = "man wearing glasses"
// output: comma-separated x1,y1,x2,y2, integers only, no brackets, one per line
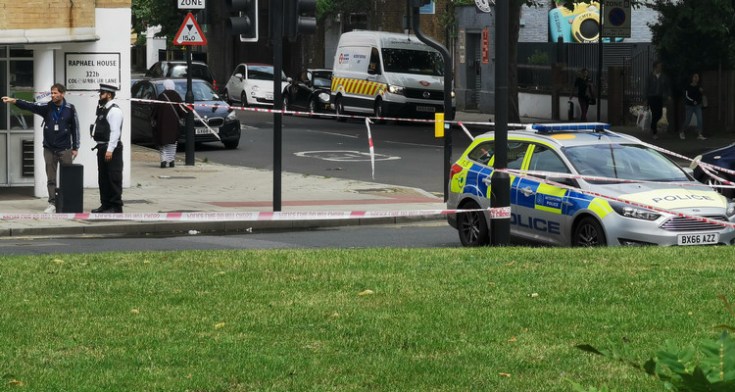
90,83,124,213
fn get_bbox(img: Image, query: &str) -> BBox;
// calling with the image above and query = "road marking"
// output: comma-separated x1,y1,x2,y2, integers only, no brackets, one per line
294,150,401,162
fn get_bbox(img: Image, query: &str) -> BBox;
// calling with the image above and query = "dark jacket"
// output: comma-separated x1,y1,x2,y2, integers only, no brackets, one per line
15,99,80,151
152,90,185,146
684,84,703,106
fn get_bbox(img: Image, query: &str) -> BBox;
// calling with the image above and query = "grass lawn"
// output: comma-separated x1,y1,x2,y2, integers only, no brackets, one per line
1,246,734,391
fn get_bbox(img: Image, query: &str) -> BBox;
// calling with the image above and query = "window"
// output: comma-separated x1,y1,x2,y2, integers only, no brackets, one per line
468,141,495,165
368,48,381,75
507,142,530,170
529,145,569,173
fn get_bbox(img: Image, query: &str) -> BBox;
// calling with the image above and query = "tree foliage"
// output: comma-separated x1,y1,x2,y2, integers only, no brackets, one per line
648,0,735,87
132,0,185,41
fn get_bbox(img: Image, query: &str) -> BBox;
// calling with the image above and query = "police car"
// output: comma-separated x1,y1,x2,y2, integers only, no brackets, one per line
447,123,735,247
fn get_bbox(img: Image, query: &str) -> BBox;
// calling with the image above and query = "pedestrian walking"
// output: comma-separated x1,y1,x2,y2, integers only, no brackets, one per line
1,83,80,213
679,72,706,140
573,68,594,122
153,79,185,168
90,83,124,213
645,61,671,139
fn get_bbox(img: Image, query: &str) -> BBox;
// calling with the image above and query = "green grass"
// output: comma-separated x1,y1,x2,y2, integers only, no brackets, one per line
1,246,734,391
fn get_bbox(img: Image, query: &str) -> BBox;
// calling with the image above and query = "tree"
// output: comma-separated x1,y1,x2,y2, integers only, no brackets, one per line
648,0,735,87
132,0,185,43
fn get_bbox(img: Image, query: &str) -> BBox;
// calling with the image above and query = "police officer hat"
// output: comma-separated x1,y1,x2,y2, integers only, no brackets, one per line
98,83,119,93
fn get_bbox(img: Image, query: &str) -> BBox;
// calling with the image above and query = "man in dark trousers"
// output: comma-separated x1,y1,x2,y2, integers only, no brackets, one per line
2,84,80,213
645,61,671,139
91,83,124,213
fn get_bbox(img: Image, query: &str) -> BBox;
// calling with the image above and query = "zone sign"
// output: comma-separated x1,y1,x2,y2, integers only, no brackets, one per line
178,0,205,9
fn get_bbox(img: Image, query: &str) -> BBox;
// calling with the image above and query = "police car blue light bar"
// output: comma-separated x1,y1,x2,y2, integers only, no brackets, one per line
529,122,611,133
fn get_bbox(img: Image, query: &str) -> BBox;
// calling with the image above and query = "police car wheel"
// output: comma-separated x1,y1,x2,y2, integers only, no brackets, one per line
457,202,490,247
572,216,606,247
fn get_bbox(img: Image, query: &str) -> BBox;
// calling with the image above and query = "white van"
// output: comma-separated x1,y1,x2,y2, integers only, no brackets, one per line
331,31,454,121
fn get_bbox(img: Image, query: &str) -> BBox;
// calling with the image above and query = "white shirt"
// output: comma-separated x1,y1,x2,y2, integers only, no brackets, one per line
104,100,123,152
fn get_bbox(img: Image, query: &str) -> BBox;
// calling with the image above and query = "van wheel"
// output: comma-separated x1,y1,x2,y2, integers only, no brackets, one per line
572,216,606,247
457,201,490,247
374,99,386,124
335,97,347,122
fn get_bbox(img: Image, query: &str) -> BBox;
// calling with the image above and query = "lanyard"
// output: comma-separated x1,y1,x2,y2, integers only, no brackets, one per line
51,103,65,123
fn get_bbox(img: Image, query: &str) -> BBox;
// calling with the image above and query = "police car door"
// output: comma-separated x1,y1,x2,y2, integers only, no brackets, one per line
513,143,572,245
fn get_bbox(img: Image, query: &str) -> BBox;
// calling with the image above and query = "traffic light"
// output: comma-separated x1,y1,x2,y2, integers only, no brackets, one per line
227,0,258,42
283,0,316,41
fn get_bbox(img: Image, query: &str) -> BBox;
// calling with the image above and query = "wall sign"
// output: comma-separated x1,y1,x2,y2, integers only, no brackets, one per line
482,28,490,64
65,53,121,91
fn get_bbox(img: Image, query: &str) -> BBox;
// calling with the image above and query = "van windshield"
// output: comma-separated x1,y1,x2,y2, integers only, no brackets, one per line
381,48,444,76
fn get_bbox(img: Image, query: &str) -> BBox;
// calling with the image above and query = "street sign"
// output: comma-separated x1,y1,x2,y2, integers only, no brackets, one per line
173,12,207,46
178,0,205,9
602,0,631,38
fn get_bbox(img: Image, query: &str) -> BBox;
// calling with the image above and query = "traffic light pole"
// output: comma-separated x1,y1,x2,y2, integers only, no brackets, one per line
185,45,195,166
272,0,283,211
490,0,510,246
409,0,453,202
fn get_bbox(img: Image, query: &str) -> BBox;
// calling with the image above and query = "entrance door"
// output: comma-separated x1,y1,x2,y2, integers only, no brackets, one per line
1,48,35,187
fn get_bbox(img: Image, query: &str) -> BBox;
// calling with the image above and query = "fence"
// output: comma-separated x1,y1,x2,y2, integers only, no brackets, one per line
517,42,655,106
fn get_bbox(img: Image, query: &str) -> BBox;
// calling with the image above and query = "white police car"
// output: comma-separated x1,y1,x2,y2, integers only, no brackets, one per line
447,123,735,246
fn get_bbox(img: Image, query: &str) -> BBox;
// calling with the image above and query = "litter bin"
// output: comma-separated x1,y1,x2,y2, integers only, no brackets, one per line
56,163,84,213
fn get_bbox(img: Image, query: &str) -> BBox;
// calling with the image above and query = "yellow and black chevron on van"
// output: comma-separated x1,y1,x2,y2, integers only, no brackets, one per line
331,77,386,98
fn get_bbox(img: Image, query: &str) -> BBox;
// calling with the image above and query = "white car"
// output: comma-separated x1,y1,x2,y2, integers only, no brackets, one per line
223,63,288,107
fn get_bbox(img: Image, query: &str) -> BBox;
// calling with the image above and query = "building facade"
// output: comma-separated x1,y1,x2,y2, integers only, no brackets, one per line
0,0,131,194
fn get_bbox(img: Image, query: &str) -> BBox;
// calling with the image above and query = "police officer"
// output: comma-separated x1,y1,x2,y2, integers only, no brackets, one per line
91,83,124,213
1,83,80,213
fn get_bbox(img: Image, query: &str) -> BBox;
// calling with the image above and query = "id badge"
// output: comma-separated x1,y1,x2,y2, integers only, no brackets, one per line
54,124,59,132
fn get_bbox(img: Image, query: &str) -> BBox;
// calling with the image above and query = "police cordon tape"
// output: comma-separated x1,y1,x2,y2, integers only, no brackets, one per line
54,93,735,228
0,207,512,223
493,168,735,230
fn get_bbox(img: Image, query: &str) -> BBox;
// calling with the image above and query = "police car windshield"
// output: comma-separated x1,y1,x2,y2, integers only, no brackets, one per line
563,144,690,183
381,48,443,76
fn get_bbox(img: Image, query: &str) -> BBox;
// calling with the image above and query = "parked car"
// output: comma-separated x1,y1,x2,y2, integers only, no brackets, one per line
447,123,735,247
222,63,288,107
131,78,241,149
145,61,218,92
282,69,333,114
691,143,735,199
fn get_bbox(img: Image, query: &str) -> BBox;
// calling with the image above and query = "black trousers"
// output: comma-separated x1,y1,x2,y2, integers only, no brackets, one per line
647,95,663,135
96,144,123,211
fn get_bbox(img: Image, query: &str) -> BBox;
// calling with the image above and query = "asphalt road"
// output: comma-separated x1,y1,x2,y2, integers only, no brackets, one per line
0,222,459,255
191,111,475,195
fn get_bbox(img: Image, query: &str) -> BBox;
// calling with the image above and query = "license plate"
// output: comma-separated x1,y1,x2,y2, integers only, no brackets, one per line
195,127,210,135
677,232,719,246
416,105,435,113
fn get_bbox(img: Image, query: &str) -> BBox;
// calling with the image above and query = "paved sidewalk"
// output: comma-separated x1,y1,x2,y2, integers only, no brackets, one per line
1,111,732,238
0,144,447,237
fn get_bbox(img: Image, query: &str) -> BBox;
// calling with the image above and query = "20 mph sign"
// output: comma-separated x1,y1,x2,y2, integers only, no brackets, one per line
602,0,631,38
